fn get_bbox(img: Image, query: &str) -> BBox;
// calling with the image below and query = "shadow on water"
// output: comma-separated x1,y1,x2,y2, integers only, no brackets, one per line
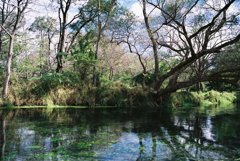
0,107,240,160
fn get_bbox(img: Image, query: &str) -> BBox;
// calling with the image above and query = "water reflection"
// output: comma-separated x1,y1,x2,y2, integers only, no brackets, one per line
0,107,240,160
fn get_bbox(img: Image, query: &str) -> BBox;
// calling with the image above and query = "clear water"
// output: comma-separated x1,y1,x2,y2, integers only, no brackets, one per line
0,107,240,161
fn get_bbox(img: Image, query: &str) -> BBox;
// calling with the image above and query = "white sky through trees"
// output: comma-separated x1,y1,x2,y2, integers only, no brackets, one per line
24,0,240,31
26,0,139,26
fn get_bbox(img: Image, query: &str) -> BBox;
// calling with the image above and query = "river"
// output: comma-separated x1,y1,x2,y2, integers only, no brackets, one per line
0,106,240,160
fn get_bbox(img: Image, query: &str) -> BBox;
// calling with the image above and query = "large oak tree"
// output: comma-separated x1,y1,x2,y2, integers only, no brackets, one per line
136,0,240,97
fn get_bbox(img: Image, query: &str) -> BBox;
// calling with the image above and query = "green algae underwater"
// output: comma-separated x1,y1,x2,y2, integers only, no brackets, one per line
0,106,240,161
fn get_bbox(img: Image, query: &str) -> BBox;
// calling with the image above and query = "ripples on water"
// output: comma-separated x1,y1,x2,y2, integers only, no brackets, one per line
0,106,240,161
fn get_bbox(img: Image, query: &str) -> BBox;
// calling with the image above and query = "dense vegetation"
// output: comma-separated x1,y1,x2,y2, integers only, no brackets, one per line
0,0,239,107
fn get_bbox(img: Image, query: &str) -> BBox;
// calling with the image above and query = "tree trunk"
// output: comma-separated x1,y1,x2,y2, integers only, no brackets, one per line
2,36,14,98
142,0,159,88
0,30,2,58
196,82,203,92
56,34,65,73
109,66,113,80
47,34,52,71
0,114,6,160
56,7,67,73
92,1,101,87
92,36,100,87
137,54,147,88
40,32,43,76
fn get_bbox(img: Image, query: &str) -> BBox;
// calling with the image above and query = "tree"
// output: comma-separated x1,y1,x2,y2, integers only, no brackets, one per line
70,31,95,83
0,0,14,57
67,1,98,53
142,0,160,87
135,0,240,98
91,0,117,87
55,0,85,73
30,16,58,73
109,11,151,87
207,42,240,90
56,0,73,72
98,41,126,81
0,0,29,98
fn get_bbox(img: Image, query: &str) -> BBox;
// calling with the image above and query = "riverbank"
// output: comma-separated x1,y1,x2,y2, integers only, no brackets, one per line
0,82,239,108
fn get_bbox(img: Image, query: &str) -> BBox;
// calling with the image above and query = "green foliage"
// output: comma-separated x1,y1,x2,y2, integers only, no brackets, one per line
17,58,39,78
72,0,120,33
162,0,197,22
132,60,178,87
0,1,239,109
29,16,57,33
132,72,154,86
97,81,130,106
110,72,132,85
97,81,156,107
70,31,96,83
236,91,240,104
170,91,199,108
208,43,240,91
214,43,240,71
1,101,14,108
57,52,68,57
169,90,237,109
30,72,80,97
192,90,236,107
